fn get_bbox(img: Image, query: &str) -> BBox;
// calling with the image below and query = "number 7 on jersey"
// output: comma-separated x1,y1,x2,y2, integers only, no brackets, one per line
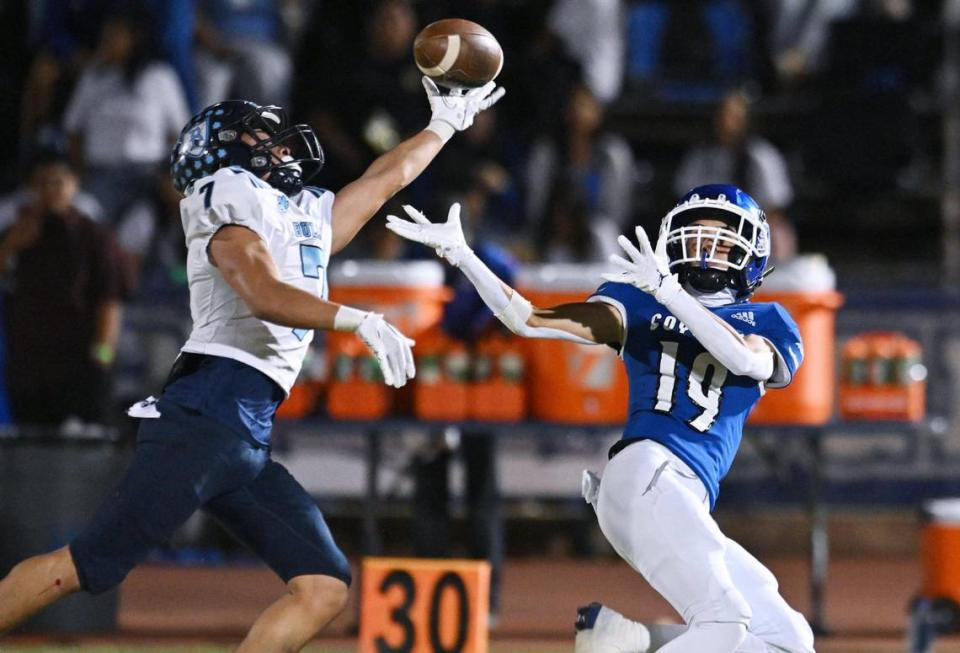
292,244,325,341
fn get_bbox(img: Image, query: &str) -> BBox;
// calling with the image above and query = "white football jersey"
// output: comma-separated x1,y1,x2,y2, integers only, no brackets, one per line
179,166,334,393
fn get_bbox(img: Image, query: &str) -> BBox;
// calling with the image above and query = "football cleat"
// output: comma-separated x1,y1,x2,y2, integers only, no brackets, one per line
575,603,651,653
576,602,604,632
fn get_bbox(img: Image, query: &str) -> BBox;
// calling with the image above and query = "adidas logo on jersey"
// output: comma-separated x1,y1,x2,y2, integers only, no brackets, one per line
730,310,756,327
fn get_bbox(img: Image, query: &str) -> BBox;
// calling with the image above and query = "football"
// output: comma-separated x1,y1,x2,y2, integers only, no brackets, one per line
413,18,503,90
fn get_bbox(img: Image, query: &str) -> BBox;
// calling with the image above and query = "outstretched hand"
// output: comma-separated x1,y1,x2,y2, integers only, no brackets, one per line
423,76,506,135
385,202,470,267
602,225,673,296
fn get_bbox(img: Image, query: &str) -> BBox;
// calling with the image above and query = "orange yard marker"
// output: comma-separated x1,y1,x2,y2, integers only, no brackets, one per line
359,558,491,653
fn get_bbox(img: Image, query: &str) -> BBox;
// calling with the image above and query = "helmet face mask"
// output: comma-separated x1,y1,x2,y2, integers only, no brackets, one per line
660,185,770,301
170,101,324,196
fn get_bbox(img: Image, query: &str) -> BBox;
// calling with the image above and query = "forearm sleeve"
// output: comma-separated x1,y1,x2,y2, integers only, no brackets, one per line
457,249,596,345
657,278,774,381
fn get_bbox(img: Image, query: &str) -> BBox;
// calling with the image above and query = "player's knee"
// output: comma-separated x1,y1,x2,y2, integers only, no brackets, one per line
697,584,752,626
289,575,349,625
687,621,747,652
49,546,82,594
29,546,81,595
773,610,816,653
68,540,135,595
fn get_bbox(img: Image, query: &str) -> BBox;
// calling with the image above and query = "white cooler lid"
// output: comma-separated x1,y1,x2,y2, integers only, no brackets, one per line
329,260,446,287
760,254,836,292
517,263,610,293
924,498,960,524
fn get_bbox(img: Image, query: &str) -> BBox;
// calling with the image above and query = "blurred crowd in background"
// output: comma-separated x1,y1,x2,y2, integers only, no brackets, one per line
0,0,949,427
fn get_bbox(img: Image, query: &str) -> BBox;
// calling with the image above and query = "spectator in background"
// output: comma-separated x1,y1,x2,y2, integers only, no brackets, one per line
114,176,188,298
525,82,636,250
763,0,859,87
539,184,617,263
19,0,114,156
304,0,427,190
623,0,764,103
148,0,199,111
410,203,513,625
674,89,797,262
0,150,125,427
353,196,508,621
63,6,189,225
448,0,581,141
194,0,295,108
547,0,625,105
22,1,198,151
0,143,103,230
430,108,521,246
810,0,935,192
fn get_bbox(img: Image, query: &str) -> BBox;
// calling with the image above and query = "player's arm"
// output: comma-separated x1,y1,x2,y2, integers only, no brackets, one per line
330,78,505,254
330,130,443,253
0,213,42,272
605,227,776,382
208,225,415,387
91,301,122,366
386,203,623,347
209,225,340,328
526,302,623,347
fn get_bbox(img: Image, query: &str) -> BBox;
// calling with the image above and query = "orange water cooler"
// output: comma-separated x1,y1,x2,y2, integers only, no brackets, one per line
470,332,527,421
839,331,926,421
327,261,450,419
921,499,960,604
276,346,327,420
747,291,844,425
413,327,470,422
909,499,960,651
517,264,628,424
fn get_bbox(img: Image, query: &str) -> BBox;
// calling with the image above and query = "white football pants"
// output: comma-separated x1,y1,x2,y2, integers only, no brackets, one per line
594,440,815,653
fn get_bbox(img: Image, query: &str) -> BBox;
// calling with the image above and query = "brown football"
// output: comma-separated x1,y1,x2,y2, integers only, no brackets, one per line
413,18,503,90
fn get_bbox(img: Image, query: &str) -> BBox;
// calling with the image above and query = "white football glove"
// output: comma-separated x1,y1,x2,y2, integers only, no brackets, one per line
355,312,416,388
423,76,505,141
386,202,470,267
602,226,682,303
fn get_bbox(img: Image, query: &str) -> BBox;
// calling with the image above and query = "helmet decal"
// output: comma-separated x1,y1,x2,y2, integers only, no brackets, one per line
182,119,209,159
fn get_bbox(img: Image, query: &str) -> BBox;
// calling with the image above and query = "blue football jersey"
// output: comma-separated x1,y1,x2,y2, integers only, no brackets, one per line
591,282,803,509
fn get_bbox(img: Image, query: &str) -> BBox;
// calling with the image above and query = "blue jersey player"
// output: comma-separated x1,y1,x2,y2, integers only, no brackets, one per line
386,186,814,653
0,76,504,651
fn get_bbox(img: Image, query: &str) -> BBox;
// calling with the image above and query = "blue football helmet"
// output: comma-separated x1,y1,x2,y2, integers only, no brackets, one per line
170,100,323,196
659,184,770,300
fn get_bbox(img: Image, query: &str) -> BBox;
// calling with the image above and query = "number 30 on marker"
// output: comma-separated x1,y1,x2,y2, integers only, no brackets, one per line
359,558,492,653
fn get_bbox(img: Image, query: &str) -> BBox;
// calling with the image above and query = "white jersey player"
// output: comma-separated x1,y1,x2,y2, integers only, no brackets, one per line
0,80,504,653
178,165,337,393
